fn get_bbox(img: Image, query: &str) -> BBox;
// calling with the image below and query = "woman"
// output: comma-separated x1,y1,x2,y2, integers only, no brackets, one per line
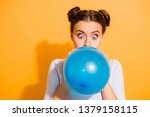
44,6,125,100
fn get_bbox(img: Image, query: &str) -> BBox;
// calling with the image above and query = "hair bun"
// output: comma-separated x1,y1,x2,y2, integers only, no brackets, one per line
98,10,110,26
67,6,80,22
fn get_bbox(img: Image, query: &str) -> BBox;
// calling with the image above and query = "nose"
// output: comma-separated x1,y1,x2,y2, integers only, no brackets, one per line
84,38,91,46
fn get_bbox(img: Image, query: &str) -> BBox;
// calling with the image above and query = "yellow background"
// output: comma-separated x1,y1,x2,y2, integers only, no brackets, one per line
0,0,150,100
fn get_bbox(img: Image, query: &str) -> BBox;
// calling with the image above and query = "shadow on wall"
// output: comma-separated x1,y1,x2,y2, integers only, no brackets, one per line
20,40,73,100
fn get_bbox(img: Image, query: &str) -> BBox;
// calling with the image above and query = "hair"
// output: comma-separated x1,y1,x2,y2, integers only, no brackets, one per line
67,6,110,34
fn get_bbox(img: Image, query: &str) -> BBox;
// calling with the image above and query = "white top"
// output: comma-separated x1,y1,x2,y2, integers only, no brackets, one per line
44,59,125,100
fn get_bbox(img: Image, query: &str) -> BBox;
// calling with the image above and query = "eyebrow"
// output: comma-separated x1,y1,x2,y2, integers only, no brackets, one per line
76,30,100,34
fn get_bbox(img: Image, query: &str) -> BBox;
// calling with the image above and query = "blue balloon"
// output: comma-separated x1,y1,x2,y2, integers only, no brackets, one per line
63,46,110,95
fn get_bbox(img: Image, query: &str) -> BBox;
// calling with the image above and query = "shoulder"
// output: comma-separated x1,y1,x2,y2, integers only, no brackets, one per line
49,59,64,70
109,59,123,71
48,58,64,81
108,59,124,80
108,59,125,100
48,58,64,75
50,59,64,66
108,59,124,83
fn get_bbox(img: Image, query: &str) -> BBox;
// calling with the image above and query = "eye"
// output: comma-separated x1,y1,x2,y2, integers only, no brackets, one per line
92,34,98,40
77,33,84,39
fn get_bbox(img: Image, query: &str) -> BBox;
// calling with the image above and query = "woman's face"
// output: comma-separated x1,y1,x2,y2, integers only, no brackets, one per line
71,21,103,48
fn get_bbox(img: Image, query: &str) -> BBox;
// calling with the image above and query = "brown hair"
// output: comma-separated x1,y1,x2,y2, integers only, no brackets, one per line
67,6,110,34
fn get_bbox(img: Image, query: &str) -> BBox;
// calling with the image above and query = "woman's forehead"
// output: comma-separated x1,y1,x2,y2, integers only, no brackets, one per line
73,21,102,33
